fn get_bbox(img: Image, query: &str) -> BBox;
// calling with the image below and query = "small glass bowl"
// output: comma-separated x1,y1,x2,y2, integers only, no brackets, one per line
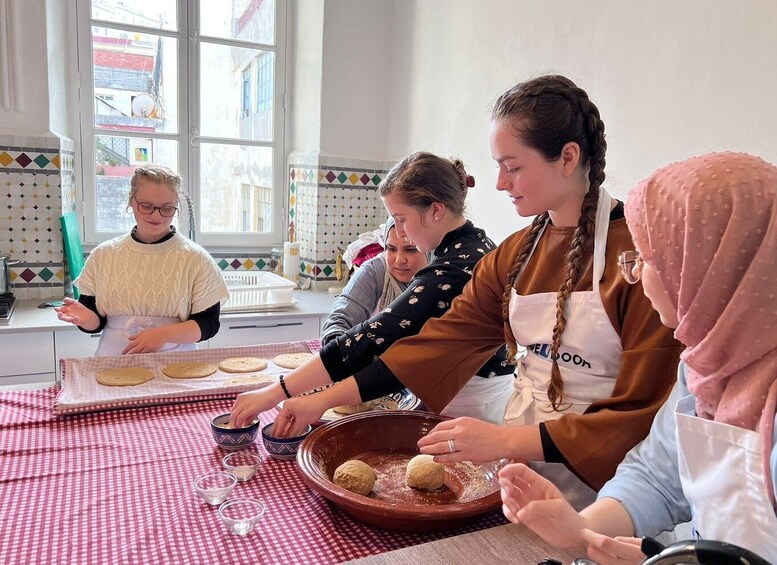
193,471,237,506
222,451,263,482
218,498,266,536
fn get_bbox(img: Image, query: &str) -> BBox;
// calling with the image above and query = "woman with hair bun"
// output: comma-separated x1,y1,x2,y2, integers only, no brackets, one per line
231,151,515,426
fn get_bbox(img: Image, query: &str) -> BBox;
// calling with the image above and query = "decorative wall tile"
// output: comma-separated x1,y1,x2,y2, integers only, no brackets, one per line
209,254,276,272
0,135,73,299
288,159,391,289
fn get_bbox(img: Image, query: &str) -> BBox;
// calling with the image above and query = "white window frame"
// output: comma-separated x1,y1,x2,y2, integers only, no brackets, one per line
75,0,287,249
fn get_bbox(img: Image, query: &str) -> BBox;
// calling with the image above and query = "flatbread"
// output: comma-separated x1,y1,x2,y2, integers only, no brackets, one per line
218,357,268,373
333,399,382,415
326,396,399,418
224,373,275,387
162,361,217,379
273,352,315,369
96,367,154,387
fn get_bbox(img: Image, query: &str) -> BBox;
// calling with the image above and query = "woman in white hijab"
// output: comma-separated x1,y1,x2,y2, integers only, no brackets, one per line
321,218,428,345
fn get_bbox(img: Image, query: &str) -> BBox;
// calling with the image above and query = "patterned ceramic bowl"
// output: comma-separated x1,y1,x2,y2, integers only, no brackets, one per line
210,413,260,451
261,423,312,461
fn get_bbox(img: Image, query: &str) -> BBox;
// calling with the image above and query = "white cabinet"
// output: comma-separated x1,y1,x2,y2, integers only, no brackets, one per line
0,331,56,385
207,316,320,349
54,330,102,378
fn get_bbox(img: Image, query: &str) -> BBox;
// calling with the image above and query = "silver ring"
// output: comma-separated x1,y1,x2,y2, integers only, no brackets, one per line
448,439,456,453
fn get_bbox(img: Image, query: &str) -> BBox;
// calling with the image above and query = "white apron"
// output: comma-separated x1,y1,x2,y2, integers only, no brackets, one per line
95,315,197,357
374,266,515,425
675,394,777,560
504,188,623,510
441,373,515,425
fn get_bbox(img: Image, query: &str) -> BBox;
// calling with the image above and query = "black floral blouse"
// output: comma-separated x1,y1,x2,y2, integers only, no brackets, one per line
320,221,512,390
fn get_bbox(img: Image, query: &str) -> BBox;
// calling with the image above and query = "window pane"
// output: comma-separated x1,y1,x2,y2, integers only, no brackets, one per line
95,135,178,232
91,0,177,31
199,143,273,233
92,27,178,135
200,0,275,45
200,43,273,141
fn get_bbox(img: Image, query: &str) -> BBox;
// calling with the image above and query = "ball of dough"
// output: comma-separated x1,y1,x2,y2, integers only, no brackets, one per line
406,454,445,491
333,460,377,496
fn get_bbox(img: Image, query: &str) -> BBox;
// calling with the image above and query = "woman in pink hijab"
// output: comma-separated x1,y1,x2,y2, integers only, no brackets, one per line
498,152,777,563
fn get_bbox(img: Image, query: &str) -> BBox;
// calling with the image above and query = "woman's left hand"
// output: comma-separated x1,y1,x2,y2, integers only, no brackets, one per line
123,327,170,354
417,417,509,463
581,529,645,565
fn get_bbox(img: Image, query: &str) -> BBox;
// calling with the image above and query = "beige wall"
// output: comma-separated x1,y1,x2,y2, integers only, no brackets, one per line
383,0,777,242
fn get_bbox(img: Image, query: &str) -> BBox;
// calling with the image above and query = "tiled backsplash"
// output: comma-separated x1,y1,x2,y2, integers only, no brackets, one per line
1,135,74,299
289,155,391,288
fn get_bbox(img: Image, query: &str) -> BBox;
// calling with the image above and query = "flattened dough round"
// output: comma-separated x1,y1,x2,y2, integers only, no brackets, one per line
218,357,268,373
224,373,275,387
333,460,377,496
273,352,315,369
162,361,217,379
406,454,445,491
96,367,154,387
333,399,381,415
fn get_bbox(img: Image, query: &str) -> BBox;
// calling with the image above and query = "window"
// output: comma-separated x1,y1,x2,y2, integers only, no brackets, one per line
239,183,270,232
256,51,273,112
76,0,287,247
242,67,252,117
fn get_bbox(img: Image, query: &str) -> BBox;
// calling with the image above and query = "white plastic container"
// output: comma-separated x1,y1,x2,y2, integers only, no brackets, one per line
221,271,297,313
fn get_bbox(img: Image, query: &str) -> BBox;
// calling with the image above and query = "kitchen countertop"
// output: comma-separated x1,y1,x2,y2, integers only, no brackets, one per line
347,523,576,564
0,289,336,334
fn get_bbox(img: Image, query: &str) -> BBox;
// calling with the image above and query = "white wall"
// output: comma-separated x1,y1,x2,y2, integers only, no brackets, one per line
287,0,324,155
384,0,777,242
45,0,79,140
0,0,50,135
319,0,394,159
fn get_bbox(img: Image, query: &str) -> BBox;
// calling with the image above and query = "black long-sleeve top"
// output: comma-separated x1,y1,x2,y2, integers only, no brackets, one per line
319,221,512,398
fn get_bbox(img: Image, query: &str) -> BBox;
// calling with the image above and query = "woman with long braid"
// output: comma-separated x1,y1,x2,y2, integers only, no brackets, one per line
405,74,681,508
233,75,681,507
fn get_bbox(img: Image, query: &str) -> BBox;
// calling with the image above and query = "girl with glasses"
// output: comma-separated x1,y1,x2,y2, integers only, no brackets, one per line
499,152,777,563
55,165,228,356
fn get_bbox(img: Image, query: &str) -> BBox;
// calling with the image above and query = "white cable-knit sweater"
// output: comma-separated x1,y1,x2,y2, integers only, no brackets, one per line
74,232,229,321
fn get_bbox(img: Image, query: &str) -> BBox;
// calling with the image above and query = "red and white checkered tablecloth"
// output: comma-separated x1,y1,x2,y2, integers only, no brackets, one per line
0,381,507,564
55,340,321,415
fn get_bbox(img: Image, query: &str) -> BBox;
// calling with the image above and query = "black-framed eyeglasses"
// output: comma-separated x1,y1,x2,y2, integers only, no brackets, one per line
618,250,644,284
133,197,178,218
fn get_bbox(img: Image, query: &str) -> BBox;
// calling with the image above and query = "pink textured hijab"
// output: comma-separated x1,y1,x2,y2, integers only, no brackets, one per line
626,152,777,506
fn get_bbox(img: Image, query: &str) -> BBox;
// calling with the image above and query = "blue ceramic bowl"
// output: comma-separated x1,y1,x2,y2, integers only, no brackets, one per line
210,413,260,451
261,423,313,461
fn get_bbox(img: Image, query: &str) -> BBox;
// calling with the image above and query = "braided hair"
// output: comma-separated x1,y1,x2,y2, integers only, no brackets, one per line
492,75,607,410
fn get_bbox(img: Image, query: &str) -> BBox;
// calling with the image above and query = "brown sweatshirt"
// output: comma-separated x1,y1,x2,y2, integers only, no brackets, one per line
380,213,683,490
